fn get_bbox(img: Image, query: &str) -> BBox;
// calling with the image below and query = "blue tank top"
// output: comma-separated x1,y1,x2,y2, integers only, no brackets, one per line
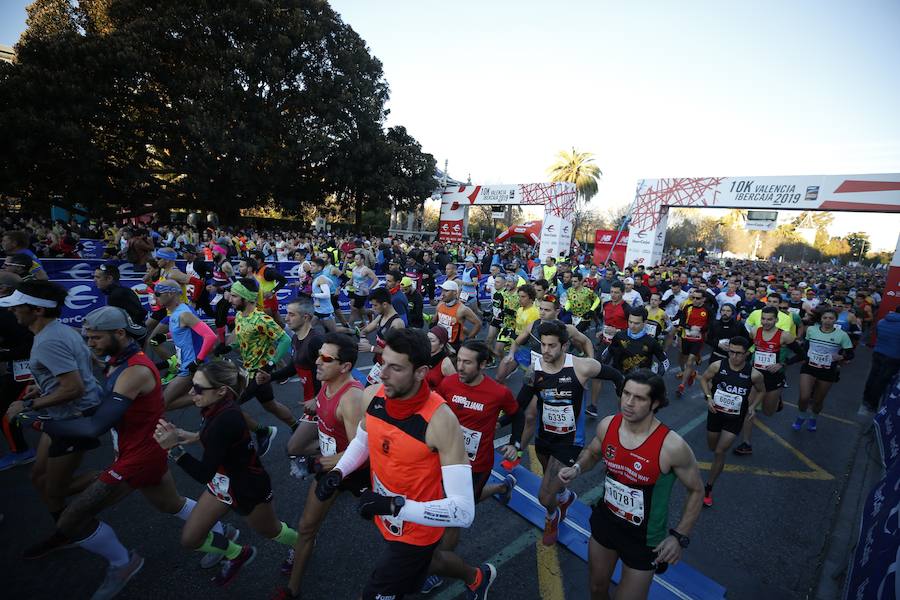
171,303,202,366
353,266,372,295
836,310,850,331
461,266,478,296
313,276,334,315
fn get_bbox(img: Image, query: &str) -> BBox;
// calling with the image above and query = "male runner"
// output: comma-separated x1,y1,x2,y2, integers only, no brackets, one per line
221,278,296,454
435,280,481,351
565,272,600,333
603,307,669,375
349,252,379,326
460,255,483,321
598,282,630,347
147,281,218,410
21,307,236,598
557,370,704,600
356,287,405,385
273,333,368,599
506,321,623,546
310,258,337,333
698,336,764,506
317,328,496,599
733,306,804,456
239,256,288,329
675,289,711,397
422,340,520,593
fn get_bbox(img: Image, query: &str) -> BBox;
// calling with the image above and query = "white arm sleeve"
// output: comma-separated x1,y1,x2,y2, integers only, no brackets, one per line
312,282,331,299
333,423,369,476
396,464,475,528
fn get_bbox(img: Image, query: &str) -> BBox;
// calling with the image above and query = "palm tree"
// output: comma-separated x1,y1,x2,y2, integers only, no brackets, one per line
547,148,602,206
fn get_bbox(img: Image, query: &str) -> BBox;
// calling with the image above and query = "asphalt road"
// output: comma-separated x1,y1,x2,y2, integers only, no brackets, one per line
0,318,878,600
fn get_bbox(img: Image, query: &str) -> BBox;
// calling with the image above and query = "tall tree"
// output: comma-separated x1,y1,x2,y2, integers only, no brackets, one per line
547,148,602,206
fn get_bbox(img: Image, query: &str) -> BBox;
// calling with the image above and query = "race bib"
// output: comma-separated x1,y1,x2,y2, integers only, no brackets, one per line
684,326,702,341
460,291,470,302
789,307,801,316
12,360,32,382
318,430,337,457
753,351,776,369
713,389,744,415
438,314,454,338
460,425,482,462
367,362,383,385
530,351,542,371
542,404,576,434
644,322,658,338
372,473,405,536
207,473,234,505
809,350,833,369
603,477,645,524
717,338,730,350
602,326,618,344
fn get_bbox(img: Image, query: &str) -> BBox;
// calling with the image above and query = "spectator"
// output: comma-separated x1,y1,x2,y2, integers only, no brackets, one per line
861,307,900,413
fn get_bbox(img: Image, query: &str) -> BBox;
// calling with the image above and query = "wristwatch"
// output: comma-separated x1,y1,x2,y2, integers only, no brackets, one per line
391,496,405,517
669,528,690,548
168,445,187,462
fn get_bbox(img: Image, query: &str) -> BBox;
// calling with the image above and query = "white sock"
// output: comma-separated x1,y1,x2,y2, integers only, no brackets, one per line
77,521,130,567
557,488,572,504
175,498,224,535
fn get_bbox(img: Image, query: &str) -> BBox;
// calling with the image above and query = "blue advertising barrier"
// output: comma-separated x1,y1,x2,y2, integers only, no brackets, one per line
78,239,107,259
43,258,497,325
875,373,900,470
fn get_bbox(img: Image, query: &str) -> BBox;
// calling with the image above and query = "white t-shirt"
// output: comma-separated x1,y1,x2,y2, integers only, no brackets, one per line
623,289,644,307
662,289,689,319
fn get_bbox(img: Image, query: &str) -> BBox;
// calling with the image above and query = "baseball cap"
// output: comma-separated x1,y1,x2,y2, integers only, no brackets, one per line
440,280,459,292
154,248,178,261
82,306,147,337
465,255,476,262
400,276,414,288
623,277,635,285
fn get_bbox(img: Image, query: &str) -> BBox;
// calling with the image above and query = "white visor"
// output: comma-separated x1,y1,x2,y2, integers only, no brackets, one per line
0,289,58,308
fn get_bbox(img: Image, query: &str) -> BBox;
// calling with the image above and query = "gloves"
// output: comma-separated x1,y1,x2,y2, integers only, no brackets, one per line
315,469,343,501
357,488,397,520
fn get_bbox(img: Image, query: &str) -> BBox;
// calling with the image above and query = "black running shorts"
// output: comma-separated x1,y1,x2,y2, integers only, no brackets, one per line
362,540,440,599
590,505,657,571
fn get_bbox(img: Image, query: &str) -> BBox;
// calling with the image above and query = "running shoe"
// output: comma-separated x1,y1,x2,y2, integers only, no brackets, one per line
420,574,444,594
807,419,817,432
584,405,599,418
23,531,76,560
791,418,804,431
0,448,36,472
541,508,561,546
497,474,517,506
466,563,497,600
212,545,257,587
280,548,294,576
500,456,521,471
675,384,685,398
90,550,144,600
558,489,577,523
271,587,299,599
732,442,753,456
703,484,713,508
256,426,278,457
200,524,240,569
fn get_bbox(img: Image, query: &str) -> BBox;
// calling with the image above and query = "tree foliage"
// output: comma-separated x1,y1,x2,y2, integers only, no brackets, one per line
547,148,602,206
1,0,434,227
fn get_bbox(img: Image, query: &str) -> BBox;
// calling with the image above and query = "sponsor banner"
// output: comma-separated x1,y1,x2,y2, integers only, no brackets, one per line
875,235,900,330
874,374,900,470
843,454,900,600
57,280,108,327
538,214,573,260
438,219,465,243
593,229,629,267
79,239,107,259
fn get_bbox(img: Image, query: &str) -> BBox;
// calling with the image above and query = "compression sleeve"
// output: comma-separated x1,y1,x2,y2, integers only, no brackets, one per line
840,346,855,361
191,320,218,361
590,295,601,311
334,423,370,476
784,340,807,365
396,464,475,528
312,283,331,299
35,392,133,438
176,410,243,484
594,363,625,395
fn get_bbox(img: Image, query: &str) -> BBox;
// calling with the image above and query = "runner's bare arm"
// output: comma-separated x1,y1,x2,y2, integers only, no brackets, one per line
320,385,365,471
568,326,594,358
559,416,613,484
459,305,481,339
664,433,704,537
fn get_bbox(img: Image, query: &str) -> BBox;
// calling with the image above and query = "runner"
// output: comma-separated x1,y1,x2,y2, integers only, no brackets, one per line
495,284,542,383
21,307,236,598
435,280,481,352
208,244,235,344
401,276,425,329
93,263,147,328
309,258,337,333
597,282,631,348
603,307,669,375
644,292,671,348
421,340,520,593
484,272,508,357
697,336,765,507
154,360,300,587
221,277,297,455
0,272,35,471
238,257,288,330
565,271,600,333
349,252,379,327
674,289,711,398
318,328,496,599
557,370,704,600
147,281,218,410
273,333,368,599
425,326,457,391
832,296,862,346
793,307,854,432
733,306,804,456
460,254,483,321
1,280,103,558
660,281,689,350
356,287,406,385
704,303,742,366
505,320,623,547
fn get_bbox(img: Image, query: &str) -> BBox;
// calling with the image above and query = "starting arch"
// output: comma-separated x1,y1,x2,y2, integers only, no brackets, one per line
438,182,577,259
623,172,900,318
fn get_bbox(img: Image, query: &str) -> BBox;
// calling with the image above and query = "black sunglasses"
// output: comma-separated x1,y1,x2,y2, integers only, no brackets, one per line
191,383,216,395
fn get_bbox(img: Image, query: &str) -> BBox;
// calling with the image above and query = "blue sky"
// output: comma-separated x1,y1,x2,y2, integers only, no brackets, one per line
3,1,899,249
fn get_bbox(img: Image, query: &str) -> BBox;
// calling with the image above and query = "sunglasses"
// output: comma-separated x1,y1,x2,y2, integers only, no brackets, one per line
317,350,339,363
191,383,216,395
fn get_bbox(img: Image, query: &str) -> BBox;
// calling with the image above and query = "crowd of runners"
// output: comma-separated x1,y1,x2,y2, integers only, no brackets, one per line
0,217,896,600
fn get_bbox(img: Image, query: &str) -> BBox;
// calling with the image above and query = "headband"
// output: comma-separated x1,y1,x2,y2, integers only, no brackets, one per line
230,281,258,303
154,283,181,295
